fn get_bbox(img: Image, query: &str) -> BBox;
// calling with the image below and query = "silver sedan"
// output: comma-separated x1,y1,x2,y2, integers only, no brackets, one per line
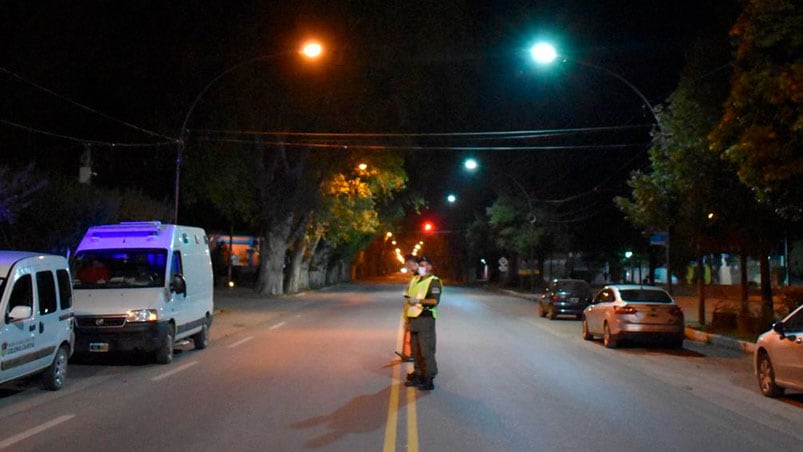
755,304,803,397
582,284,685,348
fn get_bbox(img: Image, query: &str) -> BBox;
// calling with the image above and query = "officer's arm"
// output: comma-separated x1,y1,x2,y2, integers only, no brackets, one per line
421,280,441,306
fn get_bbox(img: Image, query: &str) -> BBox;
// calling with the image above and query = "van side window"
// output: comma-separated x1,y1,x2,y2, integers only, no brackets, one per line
36,271,58,315
8,274,33,317
57,269,73,309
171,251,183,277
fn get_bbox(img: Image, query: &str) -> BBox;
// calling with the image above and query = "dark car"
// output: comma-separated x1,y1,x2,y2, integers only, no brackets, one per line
538,279,592,320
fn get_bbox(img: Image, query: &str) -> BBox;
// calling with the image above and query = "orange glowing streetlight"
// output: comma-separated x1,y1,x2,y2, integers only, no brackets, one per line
300,41,324,59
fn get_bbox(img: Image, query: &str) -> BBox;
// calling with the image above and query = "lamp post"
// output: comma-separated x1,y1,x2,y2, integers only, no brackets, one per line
530,42,672,293
173,40,324,223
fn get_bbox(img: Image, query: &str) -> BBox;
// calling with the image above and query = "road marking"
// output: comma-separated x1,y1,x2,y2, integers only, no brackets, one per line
406,386,419,452
227,336,254,348
151,361,198,381
0,414,75,449
383,316,404,452
383,315,420,452
269,321,286,330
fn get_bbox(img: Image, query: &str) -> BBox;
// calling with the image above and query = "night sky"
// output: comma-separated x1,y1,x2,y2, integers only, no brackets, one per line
1,1,739,238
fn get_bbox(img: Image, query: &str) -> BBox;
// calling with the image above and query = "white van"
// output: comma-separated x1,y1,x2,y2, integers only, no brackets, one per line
0,251,73,390
71,222,214,364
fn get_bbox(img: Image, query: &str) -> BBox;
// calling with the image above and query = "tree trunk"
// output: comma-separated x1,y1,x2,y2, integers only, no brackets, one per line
697,253,706,326
759,251,774,327
737,253,753,334
285,236,307,294
255,214,293,295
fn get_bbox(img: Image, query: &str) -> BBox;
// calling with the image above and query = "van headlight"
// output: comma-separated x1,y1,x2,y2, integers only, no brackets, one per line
126,309,158,323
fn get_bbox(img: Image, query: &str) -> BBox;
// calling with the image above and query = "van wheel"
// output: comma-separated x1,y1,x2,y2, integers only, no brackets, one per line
42,345,69,390
156,325,175,364
193,318,210,350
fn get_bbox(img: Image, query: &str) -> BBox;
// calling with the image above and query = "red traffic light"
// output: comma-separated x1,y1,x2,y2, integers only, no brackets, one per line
422,221,435,233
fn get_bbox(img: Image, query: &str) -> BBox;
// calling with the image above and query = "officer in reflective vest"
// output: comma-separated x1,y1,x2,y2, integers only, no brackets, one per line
395,254,418,362
404,255,442,391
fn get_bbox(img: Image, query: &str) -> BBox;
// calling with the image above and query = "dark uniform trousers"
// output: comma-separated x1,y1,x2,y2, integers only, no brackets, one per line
409,315,437,378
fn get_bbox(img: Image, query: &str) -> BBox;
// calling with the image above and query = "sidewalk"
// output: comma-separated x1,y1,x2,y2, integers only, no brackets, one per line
499,288,758,354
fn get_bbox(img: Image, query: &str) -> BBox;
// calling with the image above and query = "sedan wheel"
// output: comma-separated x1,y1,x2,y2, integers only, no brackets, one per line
603,323,618,349
757,352,785,397
582,319,592,341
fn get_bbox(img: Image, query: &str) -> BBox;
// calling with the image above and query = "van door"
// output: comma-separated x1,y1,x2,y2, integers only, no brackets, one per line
0,274,39,380
33,270,62,368
168,250,187,333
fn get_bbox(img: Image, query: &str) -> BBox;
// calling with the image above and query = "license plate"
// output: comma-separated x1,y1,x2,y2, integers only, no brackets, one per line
569,297,579,303
89,342,109,352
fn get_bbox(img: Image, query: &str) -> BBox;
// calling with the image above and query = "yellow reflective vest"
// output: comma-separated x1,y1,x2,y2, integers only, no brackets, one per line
407,275,441,319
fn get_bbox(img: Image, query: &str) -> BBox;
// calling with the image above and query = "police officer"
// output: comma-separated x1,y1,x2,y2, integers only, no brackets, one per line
395,254,418,362
404,255,442,391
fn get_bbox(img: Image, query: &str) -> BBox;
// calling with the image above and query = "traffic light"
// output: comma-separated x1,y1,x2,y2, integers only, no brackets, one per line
422,221,435,233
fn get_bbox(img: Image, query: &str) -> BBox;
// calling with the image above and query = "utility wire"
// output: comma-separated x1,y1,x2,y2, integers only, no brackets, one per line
0,119,175,148
1,66,175,141
191,123,651,140
191,136,648,152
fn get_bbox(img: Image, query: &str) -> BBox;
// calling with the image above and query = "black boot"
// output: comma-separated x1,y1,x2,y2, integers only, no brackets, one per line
405,373,421,387
418,377,434,391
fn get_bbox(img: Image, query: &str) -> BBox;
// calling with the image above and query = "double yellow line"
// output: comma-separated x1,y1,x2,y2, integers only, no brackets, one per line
383,316,419,452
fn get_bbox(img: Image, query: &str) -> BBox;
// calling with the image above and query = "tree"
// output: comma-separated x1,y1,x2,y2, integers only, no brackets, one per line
0,164,47,246
711,0,803,221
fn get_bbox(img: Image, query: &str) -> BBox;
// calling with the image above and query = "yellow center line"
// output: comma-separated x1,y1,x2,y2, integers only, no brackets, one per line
383,314,420,452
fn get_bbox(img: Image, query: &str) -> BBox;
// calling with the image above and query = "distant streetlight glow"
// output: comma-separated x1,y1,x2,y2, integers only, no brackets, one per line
464,158,478,171
447,193,457,203
300,41,323,59
529,42,557,64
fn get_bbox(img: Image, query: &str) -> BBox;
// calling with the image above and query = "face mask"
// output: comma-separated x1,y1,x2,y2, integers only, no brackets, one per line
418,266,427,276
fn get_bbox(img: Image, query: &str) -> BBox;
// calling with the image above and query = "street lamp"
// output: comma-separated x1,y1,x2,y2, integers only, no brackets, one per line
529,42,662,132
173,40,324,223
530,41,672,291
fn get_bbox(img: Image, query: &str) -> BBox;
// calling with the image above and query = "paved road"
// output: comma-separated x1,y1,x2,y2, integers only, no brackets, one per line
0,280,800,451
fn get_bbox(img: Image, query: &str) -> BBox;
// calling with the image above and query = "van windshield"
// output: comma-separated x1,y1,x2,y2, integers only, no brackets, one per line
72,249,167,289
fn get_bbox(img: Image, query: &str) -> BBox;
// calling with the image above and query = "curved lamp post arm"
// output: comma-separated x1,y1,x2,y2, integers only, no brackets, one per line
173,53,290,223
568,59,662,134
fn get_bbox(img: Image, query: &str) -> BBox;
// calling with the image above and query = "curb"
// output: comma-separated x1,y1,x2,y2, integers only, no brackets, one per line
685,327,756,354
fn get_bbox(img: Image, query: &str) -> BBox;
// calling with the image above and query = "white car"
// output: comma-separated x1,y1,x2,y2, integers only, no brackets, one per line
755,304,803,397
582,284,685,348
0,251,74,390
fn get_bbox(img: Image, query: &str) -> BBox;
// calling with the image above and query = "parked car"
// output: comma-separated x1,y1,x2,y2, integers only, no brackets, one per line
538,279,592,320
0,251,74,390
582,284,684,348
754,304,803,397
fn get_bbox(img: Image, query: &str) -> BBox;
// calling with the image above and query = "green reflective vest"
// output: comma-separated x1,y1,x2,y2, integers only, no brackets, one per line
407,275,441,319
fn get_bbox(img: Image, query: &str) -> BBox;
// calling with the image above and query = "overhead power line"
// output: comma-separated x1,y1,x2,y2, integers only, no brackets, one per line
0,119,175,148
1,66,174,141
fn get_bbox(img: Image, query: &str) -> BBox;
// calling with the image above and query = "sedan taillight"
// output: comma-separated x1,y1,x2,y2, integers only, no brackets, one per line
613,305,638,315
669,306,683,317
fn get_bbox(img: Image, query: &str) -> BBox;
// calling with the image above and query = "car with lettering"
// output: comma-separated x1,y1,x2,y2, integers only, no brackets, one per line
0,251,73,390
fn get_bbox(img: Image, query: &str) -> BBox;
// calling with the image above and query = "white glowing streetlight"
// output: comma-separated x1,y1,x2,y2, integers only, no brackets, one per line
529,42,558,64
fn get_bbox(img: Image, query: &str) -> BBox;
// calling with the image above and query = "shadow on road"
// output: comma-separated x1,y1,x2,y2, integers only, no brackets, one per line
290,382,427,449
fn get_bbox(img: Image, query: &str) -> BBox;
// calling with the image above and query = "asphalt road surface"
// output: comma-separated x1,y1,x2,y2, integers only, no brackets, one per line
0,280,801,451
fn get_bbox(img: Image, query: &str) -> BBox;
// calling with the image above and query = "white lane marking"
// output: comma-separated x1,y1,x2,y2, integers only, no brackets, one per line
0,414,75,450
227,336,254,349
269,321,286,330
151,361,198,381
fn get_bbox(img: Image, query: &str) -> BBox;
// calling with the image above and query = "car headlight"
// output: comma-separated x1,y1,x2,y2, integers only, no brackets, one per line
126,309,158,323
